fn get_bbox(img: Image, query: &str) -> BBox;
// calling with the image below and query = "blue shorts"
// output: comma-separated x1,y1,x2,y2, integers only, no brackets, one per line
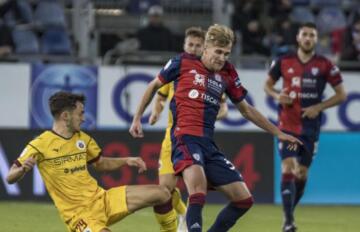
172,134,243,187
278,134,318,167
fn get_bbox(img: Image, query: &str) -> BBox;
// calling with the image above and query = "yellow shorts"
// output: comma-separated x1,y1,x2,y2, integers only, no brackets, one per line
158,130,175,175
67,186,129,232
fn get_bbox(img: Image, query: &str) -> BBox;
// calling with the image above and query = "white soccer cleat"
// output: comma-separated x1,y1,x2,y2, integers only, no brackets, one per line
177,214,188,232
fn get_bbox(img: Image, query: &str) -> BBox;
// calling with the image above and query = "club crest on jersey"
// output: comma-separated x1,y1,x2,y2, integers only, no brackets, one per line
192,153,201,161
188,89,199,99
190,69,205,87
311,67,319,76
291,77,301,87
76,140,86,150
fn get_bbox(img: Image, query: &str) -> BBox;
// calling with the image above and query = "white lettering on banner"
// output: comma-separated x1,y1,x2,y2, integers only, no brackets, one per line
0,143,20,195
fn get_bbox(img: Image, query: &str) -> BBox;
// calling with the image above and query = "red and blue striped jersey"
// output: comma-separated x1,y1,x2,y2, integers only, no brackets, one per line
269,53,343,139
158,53,247,138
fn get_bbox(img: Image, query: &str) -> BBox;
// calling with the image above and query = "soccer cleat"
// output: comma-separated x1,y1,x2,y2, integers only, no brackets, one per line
177,214,188,232
282,223,297,232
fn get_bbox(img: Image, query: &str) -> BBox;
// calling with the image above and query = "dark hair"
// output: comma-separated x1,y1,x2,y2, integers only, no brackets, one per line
298,22,317,33
49,91,85,118
185,26,206,40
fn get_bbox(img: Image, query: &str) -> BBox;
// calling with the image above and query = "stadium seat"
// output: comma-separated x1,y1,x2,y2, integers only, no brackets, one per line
291,0,310,6
16,0,33,23
34,1,66,28
12,28,40,54
316,7,346,34
41,27,71,54
310,0,341,7
290,7,315,24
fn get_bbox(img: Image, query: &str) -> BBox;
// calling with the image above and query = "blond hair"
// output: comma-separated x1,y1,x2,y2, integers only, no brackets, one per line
185,26,206,40
205,24,234,47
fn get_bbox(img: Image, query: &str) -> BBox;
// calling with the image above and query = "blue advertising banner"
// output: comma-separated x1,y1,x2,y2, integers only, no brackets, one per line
274,132,360,204
30,64,98,129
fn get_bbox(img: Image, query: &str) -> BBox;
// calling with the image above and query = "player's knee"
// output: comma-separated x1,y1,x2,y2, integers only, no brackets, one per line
157,186,171,204
232,196,254,211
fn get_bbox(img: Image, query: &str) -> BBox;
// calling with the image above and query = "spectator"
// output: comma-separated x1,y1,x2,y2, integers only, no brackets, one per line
271,16,298,57
231,0,270,55
341,18,360,61
136,5,174,51
0,23,14,57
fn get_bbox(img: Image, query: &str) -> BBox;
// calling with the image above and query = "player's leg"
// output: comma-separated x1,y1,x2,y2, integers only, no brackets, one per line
294,139,316,207
158,173,187,232
182,164,207,232
173,135,208,232
105,185,171,227
126,185,171,212
155,173,178,232
154,134,182,232
205,154,253,232
294,164,308,207
279,139,301,232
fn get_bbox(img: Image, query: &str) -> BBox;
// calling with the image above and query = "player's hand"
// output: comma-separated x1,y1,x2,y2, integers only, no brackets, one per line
149,112,160,125
278,88,293,106
302,105,321,119
277,132,303,147
129,120,144,138
126,157,147,173
22,157,36,172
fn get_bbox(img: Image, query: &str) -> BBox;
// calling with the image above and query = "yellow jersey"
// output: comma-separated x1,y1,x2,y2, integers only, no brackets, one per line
158,82,174,139
16,130,104,223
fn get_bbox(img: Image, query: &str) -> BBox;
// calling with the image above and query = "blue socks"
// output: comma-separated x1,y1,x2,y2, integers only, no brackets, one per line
187,193,206,232
281,173,296,225
208,197,254,232
294,178,307,207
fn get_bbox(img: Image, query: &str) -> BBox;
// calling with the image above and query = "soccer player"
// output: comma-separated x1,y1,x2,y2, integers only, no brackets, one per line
130,24,301,232
6,91,171,232
149,26,228,232
264,22,347,232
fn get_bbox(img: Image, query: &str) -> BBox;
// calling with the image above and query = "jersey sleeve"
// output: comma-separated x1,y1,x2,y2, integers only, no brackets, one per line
158,83,170,97
268,58,282,82
225,65,248,104
15,144,41,167
158,56,181,84
86,138,102,164
325,61,343,87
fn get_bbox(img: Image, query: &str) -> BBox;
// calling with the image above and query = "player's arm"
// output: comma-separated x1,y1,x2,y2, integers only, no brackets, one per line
92,156,147,173
216,95,228,120
129,78,164,137
6,157,36,184
149,93,167,125
302,84,346,119
264,76,293,106
236,100,302,145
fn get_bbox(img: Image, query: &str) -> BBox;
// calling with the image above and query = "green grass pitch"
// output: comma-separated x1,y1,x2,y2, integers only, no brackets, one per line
1,202,359,232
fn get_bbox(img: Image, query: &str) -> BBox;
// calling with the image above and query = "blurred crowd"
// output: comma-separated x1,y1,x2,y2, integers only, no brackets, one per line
0,0,72,60
1,0,360,65
231,0,360,62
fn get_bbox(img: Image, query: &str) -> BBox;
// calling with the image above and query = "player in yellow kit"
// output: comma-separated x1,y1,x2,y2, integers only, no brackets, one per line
6,91,170,232
149,27,228,232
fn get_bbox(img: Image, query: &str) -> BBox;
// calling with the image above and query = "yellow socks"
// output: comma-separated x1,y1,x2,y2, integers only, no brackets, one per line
172,188,187,215
154,208,178,232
